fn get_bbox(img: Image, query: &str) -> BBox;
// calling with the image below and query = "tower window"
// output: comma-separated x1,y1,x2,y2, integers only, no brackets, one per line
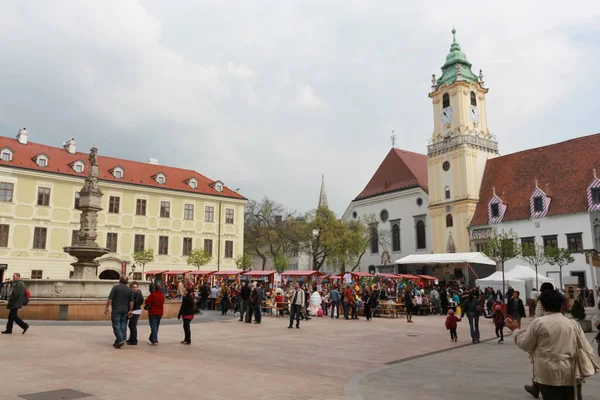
443,93,450,108
392,224,401,252
446,214,453,228
416,220,426,250
445,186,451,200
470,91,477,106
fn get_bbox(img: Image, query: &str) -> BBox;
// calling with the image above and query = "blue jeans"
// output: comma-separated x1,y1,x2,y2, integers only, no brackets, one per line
330,301,340,318
343,303,350,318
468,313,480,340
149,315,162,344
111,312,128,343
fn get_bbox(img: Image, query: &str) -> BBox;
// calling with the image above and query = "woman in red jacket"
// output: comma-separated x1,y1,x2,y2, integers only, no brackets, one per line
145,282,166,345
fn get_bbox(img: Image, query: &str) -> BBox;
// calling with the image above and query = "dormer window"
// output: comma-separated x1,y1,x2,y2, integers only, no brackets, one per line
33,154,49,168
211,180,224,192
0,149,13,162
155,173,166,184
70,160,85,173
533,197,544,212
593,188,600,205
110,167,124,179
490,203,500,218
530,185,550,219
488,190,507,224
187,178,198,189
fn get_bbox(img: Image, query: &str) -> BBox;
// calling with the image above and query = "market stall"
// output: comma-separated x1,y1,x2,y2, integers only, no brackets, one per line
144,270,168,283
242,270,277,289
396,252,496,287
280,270,324,289
188,270,216,287
211,270,243,286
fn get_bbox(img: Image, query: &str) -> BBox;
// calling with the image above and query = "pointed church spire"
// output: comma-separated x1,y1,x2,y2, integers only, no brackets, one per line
318,175,329,209
435,27,479,89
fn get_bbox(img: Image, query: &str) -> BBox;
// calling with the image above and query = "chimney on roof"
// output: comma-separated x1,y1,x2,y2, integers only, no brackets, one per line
63,138,76,154
148,158,159,165
16,128,28,144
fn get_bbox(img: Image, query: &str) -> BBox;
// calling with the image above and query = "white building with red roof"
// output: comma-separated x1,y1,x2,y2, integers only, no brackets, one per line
341,148,431,273
0,129,246,281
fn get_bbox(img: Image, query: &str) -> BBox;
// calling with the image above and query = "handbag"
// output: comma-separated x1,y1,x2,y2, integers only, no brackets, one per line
144,294,152,311
573,324,600,379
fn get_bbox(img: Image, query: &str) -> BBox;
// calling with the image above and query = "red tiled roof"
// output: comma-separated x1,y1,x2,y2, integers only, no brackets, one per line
471,133,600,226
354,148,428,201
0,136,245,200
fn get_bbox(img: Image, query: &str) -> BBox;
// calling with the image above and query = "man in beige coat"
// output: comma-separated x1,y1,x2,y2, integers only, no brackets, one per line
507,289,596,399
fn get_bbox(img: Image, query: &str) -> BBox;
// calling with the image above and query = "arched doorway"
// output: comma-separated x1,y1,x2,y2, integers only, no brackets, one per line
99,269,120,280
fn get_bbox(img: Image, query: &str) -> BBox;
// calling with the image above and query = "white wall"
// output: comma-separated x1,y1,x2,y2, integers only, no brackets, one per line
488,212,598,288
341,187,431,272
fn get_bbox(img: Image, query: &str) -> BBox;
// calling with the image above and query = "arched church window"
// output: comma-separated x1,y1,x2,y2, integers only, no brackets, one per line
443,93,450,108
446,214,453,227
470,91,477,106
416,220,426,250
370,224,379,254
392,224,401,252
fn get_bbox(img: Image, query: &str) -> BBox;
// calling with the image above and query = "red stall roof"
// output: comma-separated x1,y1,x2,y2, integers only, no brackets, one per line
144,270,167,276
354,272,374,277
243,270,276,276
188,270,216,276
329,272,373,280
378,273,400,279
417,274,438,281
212,270,242,276
397,274,421,280
164,270,192,276
328,274,342,280
281,271,323,277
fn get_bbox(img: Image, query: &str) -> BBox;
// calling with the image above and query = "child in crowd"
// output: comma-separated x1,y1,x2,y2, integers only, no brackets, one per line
493,305,505,344
445,309,461,342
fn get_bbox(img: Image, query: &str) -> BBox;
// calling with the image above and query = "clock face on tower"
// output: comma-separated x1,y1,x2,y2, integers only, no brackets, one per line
441,107,453,125
469,106,480,123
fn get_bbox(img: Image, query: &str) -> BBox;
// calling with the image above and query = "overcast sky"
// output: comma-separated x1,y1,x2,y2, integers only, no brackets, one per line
1,1,599,216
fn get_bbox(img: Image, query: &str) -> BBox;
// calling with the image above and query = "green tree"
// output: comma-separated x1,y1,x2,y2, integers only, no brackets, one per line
273,254,290,273
133,249,154,274
301,206,345,271
187,248,212,271
329,217,377,273
520,243,548,290
235,253,253,271
483,229,521,295
546,247,575,288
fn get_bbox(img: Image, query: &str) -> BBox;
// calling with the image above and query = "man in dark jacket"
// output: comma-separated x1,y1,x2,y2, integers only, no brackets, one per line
250,283,262,324
239,281,251,322
2,273,29,334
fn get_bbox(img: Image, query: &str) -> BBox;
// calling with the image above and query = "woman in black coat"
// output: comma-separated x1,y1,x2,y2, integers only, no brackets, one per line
178,287,195,345
440,289,449,315
506,290,526,329
127,282,144,345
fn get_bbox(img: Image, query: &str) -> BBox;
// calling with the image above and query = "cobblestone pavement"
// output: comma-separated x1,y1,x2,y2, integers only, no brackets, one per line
2,312,595,400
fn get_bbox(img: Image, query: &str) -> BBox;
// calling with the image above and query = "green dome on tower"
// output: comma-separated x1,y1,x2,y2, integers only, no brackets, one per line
436,28,479,89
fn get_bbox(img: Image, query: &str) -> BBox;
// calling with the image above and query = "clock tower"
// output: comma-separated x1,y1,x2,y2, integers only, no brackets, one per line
427,29,499,254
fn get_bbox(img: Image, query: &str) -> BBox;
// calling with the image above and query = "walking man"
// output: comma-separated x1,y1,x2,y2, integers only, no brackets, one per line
2,273,29,335
239,281,251,322
330,285,340,319
105,275,133,348
288,282,305,329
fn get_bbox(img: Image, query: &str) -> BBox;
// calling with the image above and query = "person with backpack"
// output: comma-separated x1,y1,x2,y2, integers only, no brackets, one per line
2,272,30,335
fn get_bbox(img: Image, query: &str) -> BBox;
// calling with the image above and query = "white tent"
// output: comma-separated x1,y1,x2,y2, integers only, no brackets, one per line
476,272,526,297
395,252,496,266
505,265,555,289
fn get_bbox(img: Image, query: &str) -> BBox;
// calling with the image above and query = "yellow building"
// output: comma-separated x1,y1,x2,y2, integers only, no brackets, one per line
0,129,246,281
427,29,499,253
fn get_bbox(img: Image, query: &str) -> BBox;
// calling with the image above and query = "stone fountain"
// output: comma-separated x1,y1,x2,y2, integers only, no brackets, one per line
11,148,150,317
63,147,110,279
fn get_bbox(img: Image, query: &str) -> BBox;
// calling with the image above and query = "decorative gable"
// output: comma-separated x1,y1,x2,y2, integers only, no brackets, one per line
69,160,85,173
32,153,49,167
588,169,600,211
530,181,551,219
487,188,507,224
0,146,14,161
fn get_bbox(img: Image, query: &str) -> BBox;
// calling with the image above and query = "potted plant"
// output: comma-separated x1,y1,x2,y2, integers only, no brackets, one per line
571,300,592,332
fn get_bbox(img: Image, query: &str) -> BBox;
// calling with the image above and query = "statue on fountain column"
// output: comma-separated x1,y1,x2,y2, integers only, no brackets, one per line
83,147,101,193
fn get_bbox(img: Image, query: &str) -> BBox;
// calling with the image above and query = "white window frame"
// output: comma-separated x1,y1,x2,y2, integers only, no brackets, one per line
0,149,13,161
112,167,124,179
188,178,198,189
156,173,166,184
72,161,84,173
36,155,49,167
